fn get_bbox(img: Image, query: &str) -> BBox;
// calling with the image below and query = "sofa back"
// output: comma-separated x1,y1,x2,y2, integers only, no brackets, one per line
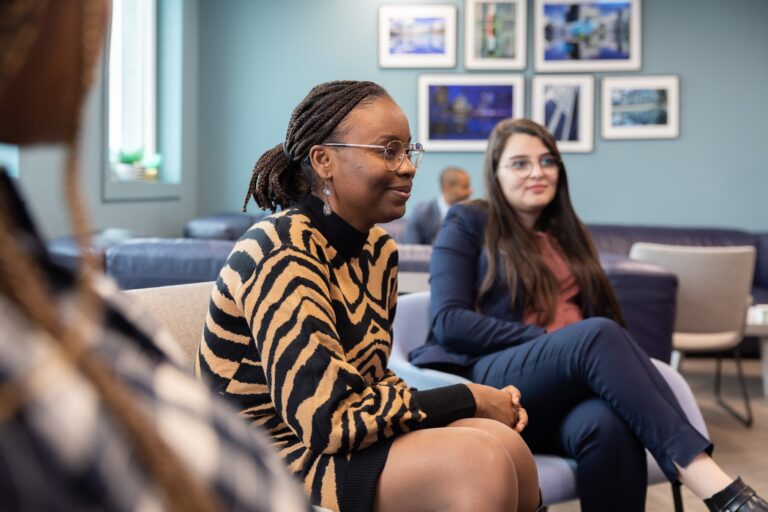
587,224,768,293
125,281,215,368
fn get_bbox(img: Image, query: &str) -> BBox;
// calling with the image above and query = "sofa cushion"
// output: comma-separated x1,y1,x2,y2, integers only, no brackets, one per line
397,243,432,272
184,212,265,241
106,238,235,289
48,228,135,272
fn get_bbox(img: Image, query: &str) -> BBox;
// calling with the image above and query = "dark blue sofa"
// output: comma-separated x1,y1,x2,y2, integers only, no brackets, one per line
48,214,768,362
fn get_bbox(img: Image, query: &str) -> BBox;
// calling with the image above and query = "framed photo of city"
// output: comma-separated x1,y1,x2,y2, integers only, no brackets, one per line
378,5,457,68
532,75,594,152
534,0,641,72
601,76,679,139
418,74,525,151
464,0,527,70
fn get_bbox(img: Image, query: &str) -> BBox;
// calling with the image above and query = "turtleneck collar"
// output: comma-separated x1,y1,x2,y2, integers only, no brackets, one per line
297,194,368,260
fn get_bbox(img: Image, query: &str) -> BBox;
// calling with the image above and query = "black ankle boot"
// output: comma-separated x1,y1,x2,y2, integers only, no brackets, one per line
704,477,768,511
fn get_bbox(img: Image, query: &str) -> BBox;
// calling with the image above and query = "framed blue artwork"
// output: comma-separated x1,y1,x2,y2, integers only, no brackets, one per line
418,74,525,151
534,0,641,72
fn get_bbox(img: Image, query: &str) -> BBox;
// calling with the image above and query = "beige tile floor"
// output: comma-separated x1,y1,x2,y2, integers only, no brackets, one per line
548,357,768,512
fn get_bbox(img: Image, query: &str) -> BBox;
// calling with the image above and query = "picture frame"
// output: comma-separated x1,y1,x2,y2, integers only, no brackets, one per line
378,5,457,68
531,75,594,152
534,0,642,72
418,74,525,152
601,75,679,139
464,0,527,70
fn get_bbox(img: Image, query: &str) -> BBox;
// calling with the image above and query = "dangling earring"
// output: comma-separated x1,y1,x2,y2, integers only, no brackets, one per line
322,180,332,216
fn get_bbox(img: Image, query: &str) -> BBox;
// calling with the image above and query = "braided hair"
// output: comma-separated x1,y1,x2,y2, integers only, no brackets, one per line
243,80,388,212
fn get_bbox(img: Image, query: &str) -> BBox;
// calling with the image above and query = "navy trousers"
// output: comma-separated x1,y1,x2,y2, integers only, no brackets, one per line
465,317,712,512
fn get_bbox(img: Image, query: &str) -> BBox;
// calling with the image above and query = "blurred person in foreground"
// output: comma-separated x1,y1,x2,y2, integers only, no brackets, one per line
0,1,311,510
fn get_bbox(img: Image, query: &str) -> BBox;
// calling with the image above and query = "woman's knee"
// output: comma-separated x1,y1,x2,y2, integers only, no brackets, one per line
578,317,630,352
451,418,534,467
448,429,518,493
451,419,540,510
378,427,518,511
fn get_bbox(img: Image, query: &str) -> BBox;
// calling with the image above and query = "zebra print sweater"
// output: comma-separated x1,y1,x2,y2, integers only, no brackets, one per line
198,195,476,512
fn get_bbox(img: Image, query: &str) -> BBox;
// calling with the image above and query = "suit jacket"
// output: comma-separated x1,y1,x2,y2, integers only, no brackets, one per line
409,202,546,368
404,199,442,245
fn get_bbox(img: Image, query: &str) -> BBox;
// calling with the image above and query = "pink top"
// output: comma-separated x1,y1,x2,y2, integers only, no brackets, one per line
523,232,583,332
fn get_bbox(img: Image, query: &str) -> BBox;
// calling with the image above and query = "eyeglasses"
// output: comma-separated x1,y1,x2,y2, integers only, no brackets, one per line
322,140,425,171
499,155,560,177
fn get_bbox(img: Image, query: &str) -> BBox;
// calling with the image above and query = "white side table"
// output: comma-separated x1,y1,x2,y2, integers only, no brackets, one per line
745,305,768,397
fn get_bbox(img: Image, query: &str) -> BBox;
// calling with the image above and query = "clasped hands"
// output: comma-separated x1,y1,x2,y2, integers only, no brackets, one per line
467,383,528,432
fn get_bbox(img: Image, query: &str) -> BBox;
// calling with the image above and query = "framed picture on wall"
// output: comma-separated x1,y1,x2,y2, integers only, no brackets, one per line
378,5,457,68
464,0,527,70
418,74,525,151
533,0,642,72
601,75,679,139
531,75,594,152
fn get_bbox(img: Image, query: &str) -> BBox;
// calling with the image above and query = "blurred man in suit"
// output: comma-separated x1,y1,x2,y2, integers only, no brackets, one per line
404,166,472,244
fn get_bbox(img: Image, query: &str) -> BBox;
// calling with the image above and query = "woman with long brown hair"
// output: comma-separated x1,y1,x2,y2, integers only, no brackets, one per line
411,118,767,511
0,1,310,510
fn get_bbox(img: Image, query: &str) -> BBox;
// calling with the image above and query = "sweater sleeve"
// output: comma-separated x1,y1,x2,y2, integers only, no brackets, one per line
238,244,474,455
430,204,546,356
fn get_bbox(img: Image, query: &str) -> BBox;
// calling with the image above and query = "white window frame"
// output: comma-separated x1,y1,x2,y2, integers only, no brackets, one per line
103,0,184,201
0,144,20,178
108,0,157,181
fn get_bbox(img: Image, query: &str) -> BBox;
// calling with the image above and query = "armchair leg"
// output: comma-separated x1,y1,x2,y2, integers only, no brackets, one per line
670,350,683,371
714,349,753,427
672,482,684,512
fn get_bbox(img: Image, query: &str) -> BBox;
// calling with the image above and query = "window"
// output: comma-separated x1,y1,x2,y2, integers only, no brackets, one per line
0,144,19,178
108,0,160,182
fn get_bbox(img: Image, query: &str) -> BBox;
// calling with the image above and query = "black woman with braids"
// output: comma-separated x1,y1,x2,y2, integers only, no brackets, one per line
198,81,541,512
0,1,310,511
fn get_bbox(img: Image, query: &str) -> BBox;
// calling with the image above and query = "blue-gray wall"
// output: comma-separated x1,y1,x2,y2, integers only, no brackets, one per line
198,0,768,231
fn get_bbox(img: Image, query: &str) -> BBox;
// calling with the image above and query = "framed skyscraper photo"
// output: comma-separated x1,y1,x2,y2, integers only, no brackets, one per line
532,74,594,152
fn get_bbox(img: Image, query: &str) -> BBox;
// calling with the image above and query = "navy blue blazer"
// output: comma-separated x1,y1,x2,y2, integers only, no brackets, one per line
409,202,547,369
404,199,442,244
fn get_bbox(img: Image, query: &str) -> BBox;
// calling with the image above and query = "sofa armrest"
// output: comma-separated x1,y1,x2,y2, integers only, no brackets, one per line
754,232,768,292
601,253,677,363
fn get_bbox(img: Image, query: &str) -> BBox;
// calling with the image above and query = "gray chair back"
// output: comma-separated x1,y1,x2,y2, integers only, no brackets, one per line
629,243,755,334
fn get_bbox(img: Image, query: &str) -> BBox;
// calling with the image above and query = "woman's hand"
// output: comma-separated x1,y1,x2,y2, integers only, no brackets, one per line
501,385,528,433
466,383,528,432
